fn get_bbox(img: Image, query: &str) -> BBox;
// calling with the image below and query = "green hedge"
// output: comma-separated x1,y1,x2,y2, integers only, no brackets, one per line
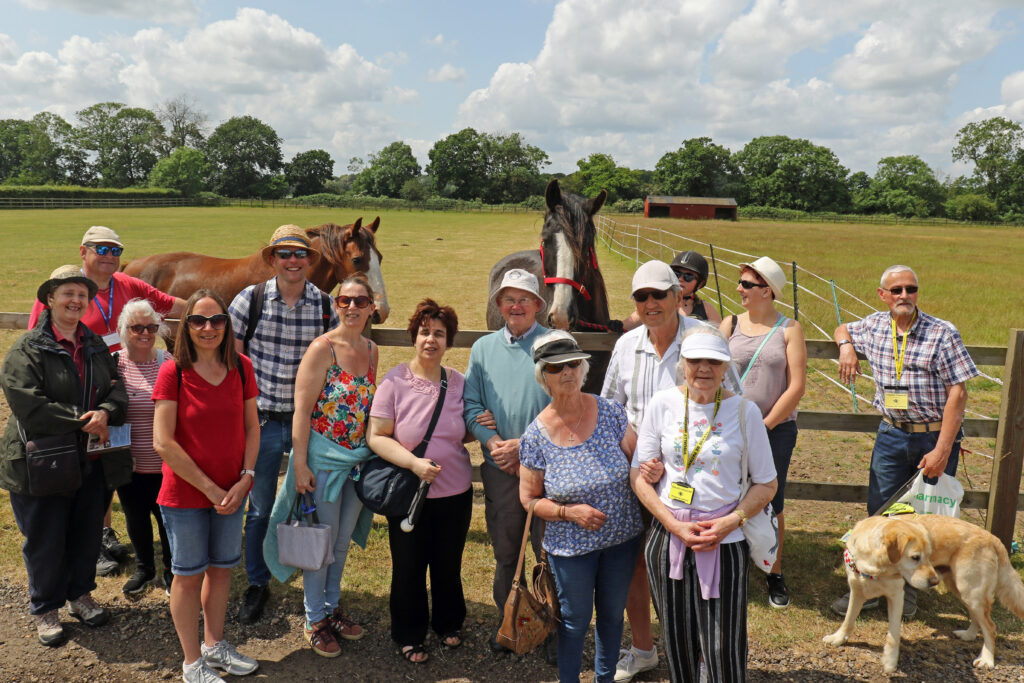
289,193,541,213
0,185,181,199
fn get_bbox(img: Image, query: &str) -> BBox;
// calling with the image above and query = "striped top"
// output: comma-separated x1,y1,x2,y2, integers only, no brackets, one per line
117,350,167,474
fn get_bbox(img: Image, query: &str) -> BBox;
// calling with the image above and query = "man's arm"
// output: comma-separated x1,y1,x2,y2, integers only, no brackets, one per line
168,297,186,320
918,382,967,477
462,345,500,444
834,322,860,384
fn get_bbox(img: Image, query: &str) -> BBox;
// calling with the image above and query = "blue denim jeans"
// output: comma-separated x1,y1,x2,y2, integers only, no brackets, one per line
549,535,642,683
867,420,961,515
160,505,244,576
244,417,291,585
302,474,364,625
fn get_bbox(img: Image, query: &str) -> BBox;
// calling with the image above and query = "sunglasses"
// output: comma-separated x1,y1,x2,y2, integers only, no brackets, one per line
186,313,229,330
335,294,372,309
884,285,918,295
738,279,768,290
275,248,310,260
86,243,124,257
633,289,671,303
685,357,724,366
543,359,583,374
673,271,699,283
128,324,160,334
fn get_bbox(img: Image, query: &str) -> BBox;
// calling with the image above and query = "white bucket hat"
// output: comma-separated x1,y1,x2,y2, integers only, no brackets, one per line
491,269,546,313
739,256,786,299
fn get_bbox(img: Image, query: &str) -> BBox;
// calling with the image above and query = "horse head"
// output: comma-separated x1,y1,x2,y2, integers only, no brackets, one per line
307,217,390,324
540,179,609,331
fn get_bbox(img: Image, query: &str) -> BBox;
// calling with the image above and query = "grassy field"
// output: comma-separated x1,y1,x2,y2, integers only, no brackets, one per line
0,207,1022,678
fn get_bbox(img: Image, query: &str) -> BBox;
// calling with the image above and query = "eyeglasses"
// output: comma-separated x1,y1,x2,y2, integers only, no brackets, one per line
128,324,160,334
499,296,534,307
884,285,918,295
633,289,670,303
673,271,698,283
543,359,583,373
335,294,372,309
275,248,309,260
738,279,768,290
685,357,724,366
186,314,229,330
85,243,124,257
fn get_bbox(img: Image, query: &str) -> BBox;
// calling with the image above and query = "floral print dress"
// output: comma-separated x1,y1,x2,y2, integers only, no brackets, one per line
310,340,375,449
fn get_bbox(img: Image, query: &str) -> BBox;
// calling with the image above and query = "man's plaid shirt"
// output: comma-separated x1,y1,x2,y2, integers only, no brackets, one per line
847,308,978,423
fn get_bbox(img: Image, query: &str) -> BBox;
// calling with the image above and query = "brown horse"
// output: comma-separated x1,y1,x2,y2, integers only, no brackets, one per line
122,217,390,324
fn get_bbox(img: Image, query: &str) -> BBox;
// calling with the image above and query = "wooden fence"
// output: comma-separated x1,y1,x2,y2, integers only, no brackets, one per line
2,312,1022,545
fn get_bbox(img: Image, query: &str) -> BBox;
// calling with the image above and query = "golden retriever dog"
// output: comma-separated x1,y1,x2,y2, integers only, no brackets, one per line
822,515,939,673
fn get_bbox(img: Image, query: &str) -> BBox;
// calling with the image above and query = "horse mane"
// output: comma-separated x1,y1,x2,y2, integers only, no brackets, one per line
306,222,368,265
546,191,595,266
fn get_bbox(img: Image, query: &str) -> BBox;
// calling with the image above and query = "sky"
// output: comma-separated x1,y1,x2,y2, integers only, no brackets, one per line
2,0,1024,179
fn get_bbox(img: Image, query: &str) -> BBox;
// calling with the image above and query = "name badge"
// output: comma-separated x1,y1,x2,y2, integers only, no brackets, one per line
101,331,121,348
669,482,694,504
884,390,909,410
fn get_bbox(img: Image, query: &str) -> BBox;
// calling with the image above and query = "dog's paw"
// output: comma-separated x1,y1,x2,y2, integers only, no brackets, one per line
953,628,977,641
822,632,848,646
972,655,995,669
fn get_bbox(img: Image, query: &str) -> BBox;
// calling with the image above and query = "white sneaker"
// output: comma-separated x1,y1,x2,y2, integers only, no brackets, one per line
201,640,259,676
182,658,222,683
614,645,659,682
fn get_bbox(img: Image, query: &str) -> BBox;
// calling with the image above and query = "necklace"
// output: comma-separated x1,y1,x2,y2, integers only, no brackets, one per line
564,397,586,446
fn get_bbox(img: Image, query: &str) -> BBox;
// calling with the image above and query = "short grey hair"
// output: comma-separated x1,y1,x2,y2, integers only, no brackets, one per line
117,298,167,339
532,329,590,397
880,265,917,288
674,324,733,384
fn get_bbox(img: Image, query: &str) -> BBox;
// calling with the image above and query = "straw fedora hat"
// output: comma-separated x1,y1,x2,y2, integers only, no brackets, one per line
260,225,321,266
37,264,99,304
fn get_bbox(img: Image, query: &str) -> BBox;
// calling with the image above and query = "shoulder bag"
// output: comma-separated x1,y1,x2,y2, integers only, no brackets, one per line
277,493,334,571
737,398,780,573
354,368,447,517
18,421,82,497
497,499,560,654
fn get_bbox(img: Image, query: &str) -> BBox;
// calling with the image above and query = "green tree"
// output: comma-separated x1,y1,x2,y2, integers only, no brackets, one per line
426,128,488,200
945,193,998,222
734,135,850,212
352,141,421,197
75,102,165,187
0,119,33,183
148,147,210,196
952,117,1024,210
204,115,283,197
479,132,549,203
286,149,335,196
569,153,642,204
654,137,737,197
400,177,426,201
870,155,945,217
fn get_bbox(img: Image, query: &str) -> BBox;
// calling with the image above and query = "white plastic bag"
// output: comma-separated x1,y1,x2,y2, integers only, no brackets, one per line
896,470,964,517
737,399,779,573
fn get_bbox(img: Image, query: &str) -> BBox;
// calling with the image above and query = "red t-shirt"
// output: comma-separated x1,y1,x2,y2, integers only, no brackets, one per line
29,271,177,352
152,355,259,509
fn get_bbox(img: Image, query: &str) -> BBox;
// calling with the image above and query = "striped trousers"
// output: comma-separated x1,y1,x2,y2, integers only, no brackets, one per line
646,519,749,683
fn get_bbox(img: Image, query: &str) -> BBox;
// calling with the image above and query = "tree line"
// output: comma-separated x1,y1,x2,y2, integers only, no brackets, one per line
2,96,1022,221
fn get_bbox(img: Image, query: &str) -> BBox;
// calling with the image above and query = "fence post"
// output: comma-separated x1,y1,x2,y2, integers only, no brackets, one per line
986,328,1024,549
709,243,724,317
791,261,799,321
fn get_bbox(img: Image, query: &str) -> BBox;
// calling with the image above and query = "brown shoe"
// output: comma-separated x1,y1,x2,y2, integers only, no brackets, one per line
328,606,365,641
305,618,342,658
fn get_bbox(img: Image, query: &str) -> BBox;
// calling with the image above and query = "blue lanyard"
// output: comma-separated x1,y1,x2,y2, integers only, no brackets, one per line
96,279,115,331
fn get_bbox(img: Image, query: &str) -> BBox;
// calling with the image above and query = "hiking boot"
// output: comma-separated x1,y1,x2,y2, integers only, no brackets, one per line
305,618,342,658
182,658,223,683
68,594,110,627
327,606,364,640
766,573,791,608
101,526,131,563
122,567,155,596
96,548,120,577
34,610,65,647
830,591,880,616
201,640,259,676
238,584,269,624
903,585,918,618
614,646,659,682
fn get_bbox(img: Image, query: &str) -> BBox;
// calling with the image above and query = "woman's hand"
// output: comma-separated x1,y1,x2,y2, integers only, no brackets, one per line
639,458,664,484
689,515,740,552
294,462,316,495
567,504,606,531
475,410,497,431
215,478,250,515
79,408,110,443
411,458,441,483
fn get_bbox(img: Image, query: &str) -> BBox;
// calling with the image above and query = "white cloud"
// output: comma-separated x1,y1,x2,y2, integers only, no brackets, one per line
426,33,457,50
17,0,198,24
427,63,467,83
0,34,18,62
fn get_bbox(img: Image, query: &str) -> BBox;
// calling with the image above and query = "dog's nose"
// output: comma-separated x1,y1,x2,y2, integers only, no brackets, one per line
928,575,940,587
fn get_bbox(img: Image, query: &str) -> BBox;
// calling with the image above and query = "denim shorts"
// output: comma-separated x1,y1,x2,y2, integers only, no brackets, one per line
159,505,244,576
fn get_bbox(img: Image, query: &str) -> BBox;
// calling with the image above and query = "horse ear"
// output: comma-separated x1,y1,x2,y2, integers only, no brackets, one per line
585,189,607,216
366,216,380,233
545,178,562,211
344,218,362,242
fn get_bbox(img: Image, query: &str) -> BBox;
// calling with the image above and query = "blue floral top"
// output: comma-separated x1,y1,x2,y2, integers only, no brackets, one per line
520,396,642,557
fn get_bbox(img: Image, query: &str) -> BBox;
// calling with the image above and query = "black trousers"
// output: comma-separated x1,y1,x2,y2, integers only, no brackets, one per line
116,472,171,575
10,464,106,614
386,488,472,645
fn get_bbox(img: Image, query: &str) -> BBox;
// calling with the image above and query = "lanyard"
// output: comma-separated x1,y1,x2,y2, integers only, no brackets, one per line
739,314,786,384
680,387,721,473
889,310,916,382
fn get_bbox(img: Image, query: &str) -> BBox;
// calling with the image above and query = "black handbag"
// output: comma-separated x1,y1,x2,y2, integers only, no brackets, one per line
19,423,83,497
355,368,447,517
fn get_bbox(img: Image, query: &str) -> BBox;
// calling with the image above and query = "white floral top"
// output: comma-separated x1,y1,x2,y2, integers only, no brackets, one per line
520,396,643,557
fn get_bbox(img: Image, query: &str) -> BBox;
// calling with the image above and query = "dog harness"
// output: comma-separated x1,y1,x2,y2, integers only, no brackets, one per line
843,548,876,580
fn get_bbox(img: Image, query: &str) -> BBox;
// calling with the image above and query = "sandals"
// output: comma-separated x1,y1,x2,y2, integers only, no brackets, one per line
400,644,428,664
441,631,463,649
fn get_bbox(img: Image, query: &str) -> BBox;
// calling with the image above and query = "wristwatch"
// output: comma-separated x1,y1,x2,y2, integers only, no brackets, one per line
735,509,748,527
240,468,256,479
837,339,852,348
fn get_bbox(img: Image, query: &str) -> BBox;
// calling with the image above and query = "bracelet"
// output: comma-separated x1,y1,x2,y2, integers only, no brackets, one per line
558,505,566,520
735,509,748,527
240,468,255,479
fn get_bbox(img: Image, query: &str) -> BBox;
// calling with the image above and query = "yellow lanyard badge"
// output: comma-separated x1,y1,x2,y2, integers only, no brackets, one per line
679,387,722,475
885,311,915,410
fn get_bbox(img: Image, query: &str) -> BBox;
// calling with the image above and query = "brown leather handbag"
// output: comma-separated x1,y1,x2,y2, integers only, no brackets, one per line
496,500,560,654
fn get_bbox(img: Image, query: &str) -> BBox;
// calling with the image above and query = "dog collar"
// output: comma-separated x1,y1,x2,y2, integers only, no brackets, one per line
844,548,876,580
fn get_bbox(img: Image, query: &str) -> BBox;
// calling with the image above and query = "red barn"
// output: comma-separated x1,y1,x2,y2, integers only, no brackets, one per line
644,196,738,220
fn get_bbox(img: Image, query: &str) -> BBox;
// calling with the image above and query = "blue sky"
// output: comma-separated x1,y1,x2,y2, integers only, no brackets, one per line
2,0,1024,178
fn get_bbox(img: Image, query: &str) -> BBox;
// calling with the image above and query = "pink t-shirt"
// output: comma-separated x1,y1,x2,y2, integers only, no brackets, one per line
370,364,472,499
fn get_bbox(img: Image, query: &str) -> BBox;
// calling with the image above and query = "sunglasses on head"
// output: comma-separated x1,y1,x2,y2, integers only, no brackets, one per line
335,294,372,309
884,285,918,295
128,323,160,334
684,357,724,366
186,314,229,330
275,248,309,260
543,359,583,374
633,289,670,303
673,270,698,283
86,243,123,257
738,279,768,290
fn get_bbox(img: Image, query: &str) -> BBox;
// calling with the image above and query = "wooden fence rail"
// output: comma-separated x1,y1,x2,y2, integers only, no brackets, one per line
2,312,1022,543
